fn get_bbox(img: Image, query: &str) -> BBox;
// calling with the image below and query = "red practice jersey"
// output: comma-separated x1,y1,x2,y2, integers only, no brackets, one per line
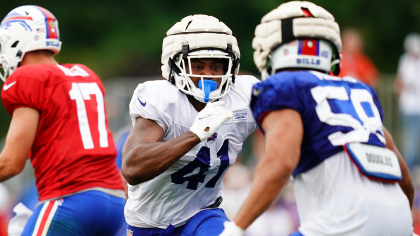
1,64,124,201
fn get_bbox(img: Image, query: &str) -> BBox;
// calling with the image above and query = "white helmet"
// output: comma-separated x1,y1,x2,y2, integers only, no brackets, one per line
253,1,342,80
0,5,61,81
161,14,240,103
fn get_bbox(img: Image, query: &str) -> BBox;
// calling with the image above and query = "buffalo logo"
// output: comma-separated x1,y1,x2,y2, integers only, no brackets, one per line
126,229,133,236
1,12,33,31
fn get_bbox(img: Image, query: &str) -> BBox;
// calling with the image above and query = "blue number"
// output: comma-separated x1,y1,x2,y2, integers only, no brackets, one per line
171,139,230,190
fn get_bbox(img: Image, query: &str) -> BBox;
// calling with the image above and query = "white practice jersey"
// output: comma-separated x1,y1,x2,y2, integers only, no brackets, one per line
125,75,258,228
295,151,412,236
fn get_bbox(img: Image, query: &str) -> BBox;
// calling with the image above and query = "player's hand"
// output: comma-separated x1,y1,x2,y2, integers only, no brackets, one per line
219,221,245,236
190,101,233,141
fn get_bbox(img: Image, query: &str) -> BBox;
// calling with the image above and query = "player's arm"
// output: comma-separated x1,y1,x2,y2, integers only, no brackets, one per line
121,117,201,185
228,108,303,231
383,127,414,209
0,107,39,182
122,101,232,185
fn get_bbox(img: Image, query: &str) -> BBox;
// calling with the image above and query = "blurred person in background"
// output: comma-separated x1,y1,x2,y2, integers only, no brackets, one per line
395,33,420,170
338,28,379,89
220,1,414,236
122,14,258,236
0,5,125,235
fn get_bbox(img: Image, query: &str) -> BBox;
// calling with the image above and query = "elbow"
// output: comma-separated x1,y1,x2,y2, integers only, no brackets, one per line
10,166,23,176
121,164,153,186
3,165,24,179
401,179,415,196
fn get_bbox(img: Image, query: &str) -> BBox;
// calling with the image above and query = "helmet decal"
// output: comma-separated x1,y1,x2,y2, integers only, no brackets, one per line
298,39,319,57
1,12,33,31
0,5,62,81
34,6,59,40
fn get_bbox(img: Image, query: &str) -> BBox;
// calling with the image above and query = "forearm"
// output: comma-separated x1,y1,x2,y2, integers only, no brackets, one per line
122,130,200,185
0,156,22,182
233,160,292,229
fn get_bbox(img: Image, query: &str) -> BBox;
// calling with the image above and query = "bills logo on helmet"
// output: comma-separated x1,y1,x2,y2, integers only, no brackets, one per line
1,12,33,31
46,41,60,47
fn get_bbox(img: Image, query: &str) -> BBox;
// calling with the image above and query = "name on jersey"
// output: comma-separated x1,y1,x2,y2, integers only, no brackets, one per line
297,58,320,65
366,152,393,167
58,65,89,77
46,41,60,47
233,112,248,120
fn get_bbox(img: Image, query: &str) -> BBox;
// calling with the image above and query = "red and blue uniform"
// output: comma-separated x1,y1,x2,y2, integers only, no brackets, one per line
1,63,125,235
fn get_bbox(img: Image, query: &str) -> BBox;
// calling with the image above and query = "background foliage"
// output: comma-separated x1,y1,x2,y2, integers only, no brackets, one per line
0,0,420,137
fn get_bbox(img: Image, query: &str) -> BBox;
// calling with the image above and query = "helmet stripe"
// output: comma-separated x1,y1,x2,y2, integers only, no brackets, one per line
1,16,33,24
298,39,319,56
34,6,58,40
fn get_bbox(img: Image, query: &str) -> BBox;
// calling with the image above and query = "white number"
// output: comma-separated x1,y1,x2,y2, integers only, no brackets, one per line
310,86,385,146
69,83,108,149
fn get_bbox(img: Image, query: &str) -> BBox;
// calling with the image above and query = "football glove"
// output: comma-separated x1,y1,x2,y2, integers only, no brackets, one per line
190,101,233,141
219,221,245,236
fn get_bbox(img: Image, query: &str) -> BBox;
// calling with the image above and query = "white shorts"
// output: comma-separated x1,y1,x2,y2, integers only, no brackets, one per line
294,151,412,236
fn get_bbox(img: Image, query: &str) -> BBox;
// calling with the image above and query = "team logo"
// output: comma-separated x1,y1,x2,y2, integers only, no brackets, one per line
126,229,133,236
46,41,60,47
138,98,146,107
1,12,33,31
207,133,218,142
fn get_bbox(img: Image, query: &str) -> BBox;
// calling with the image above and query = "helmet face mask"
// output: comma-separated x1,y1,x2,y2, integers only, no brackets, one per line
161,15,240,103
171,49,234,103
0,5,62,81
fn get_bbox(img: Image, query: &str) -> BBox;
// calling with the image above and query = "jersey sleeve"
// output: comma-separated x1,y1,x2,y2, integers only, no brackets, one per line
250,73,304,130
1,76,45,115
129,82,171,133
367,85,385,122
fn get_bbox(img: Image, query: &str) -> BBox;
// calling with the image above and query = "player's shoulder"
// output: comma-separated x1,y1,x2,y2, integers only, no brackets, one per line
10,64,54,82
133,79,181,106
252,71,316,94
134,79,178,95
227,75,259,101
10,63,98,83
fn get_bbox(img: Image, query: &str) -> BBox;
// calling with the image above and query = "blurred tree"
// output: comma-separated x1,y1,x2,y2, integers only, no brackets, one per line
0,0,420,136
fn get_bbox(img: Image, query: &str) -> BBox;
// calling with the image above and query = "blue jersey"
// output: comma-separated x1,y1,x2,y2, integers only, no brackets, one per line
250,71,386,177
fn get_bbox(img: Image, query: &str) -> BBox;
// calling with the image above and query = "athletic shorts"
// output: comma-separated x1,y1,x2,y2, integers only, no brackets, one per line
126,208,229,236
22,190,125,236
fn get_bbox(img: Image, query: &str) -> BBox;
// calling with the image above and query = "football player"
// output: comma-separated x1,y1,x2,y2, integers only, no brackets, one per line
220,1,415,236
0,6,126,235
122,15,258,236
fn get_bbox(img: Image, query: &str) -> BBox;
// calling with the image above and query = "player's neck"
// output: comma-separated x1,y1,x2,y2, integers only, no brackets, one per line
187,95,206,112
20,50,58,66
